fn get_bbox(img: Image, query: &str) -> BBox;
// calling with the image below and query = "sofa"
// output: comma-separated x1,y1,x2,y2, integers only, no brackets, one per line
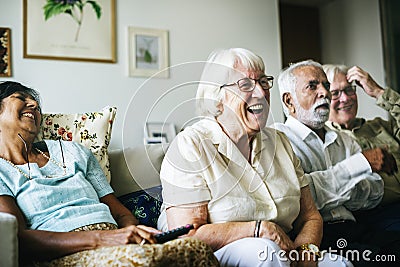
0,107,168,267
0,144,167,267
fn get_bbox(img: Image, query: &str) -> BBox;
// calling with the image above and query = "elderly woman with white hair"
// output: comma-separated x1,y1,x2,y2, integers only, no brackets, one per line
157,48,352,266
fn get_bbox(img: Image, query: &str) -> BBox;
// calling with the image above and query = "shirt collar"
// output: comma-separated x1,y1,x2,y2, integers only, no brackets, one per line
327,118,365,132
203,118,237,160
285,116,314,140
205,117,266,159
253,129,268,156
204,117,224,144
285,115,337,146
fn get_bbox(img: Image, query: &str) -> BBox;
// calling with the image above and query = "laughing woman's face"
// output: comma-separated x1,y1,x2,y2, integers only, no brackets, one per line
0,92,42,136
219,66,270,139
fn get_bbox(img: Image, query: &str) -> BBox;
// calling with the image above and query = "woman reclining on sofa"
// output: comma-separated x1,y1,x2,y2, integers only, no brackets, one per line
0,81,218,267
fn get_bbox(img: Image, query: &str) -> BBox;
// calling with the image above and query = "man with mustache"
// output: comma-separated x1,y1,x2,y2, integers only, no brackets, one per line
272,60,391,263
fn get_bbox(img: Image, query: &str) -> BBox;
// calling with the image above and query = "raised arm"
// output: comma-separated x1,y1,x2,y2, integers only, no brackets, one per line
347,66,384,99
376,88,400,142
347,66,400,141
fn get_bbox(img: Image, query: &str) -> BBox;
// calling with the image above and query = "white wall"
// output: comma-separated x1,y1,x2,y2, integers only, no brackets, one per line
0,0,283,149
0,0,390,149
320,0,388,120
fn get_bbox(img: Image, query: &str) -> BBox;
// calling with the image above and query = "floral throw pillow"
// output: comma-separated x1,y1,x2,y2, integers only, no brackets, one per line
37,106,117,182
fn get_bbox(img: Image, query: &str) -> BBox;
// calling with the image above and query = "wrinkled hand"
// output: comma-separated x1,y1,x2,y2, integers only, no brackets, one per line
362,147,398,174
258,221,295,253
96,225,160,247
347,66,384,98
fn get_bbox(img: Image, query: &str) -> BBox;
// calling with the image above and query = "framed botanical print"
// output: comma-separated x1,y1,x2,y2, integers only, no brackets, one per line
23,0,116,63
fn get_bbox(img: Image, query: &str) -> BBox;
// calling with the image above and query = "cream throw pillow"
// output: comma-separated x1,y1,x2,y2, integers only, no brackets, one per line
37,106,117,182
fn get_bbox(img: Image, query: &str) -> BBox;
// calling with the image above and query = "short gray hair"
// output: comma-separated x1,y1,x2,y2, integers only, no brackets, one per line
277,60,323,116
196,48,265,117
0,81,42,114
322,64,349,83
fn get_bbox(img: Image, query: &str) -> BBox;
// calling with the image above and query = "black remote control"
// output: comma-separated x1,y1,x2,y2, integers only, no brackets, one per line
154,224,194,244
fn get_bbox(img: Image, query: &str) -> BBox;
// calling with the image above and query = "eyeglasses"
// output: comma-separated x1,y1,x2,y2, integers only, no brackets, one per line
220,75,274,92
330,85,356,100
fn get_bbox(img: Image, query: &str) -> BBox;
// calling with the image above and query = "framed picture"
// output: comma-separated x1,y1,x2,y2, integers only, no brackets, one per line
128,27,169,78
145,122,176,144
0,27,11,77
23,0,116,63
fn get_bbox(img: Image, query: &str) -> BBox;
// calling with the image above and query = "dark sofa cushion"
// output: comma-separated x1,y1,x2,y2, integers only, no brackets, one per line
117,185,163,228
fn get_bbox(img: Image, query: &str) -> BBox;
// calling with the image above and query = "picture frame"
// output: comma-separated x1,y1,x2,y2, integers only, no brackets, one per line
128,26,169,78
0,27,11,77
23,0,116,63
145,122,176,144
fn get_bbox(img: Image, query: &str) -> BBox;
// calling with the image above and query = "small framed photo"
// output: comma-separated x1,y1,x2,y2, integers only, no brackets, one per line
128,26,169,78
0,27,12,77
145,122,176,144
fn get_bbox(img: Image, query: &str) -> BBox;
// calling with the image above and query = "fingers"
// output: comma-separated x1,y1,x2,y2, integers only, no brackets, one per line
346,66,365,84
382,149,398,174
94,225,160,248
347,66,383,97
374,148,397,174
391,155,398,173
362,148,383,172
136,224,161,234
110,225,157,245
136,225,160,245
362,147,398,174
259,221,295,252
127,225,158,245
347,66,371,85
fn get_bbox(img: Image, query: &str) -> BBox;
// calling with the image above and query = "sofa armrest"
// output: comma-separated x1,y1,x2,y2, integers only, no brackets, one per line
0,212,18,267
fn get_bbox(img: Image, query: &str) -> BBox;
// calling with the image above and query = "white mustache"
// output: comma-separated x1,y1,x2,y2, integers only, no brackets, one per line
312,98,330,110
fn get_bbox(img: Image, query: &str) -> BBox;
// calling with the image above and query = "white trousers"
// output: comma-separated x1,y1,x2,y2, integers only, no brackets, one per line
214,238,354,267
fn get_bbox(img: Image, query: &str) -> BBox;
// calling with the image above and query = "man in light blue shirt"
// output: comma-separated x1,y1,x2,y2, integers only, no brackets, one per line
272,60,399,264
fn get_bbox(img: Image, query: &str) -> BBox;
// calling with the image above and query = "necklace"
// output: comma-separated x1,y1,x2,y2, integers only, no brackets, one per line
35,148,67,178
35,148,66,172
0,148,66,180
0,156,31,179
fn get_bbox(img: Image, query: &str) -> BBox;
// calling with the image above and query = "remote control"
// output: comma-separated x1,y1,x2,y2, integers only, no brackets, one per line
154,224,194,244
